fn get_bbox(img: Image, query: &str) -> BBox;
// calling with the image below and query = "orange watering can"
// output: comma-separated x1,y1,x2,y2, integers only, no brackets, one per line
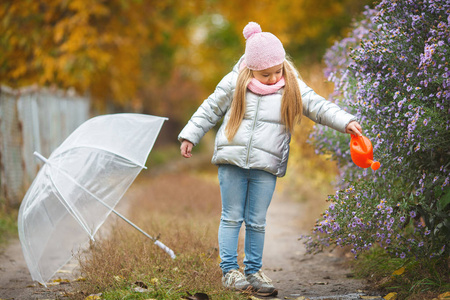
350,135,380,171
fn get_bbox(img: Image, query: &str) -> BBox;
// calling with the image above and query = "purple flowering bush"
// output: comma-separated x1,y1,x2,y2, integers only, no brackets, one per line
304,0,450,260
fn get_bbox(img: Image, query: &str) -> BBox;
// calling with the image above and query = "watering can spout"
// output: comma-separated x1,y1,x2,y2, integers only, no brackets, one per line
350,135,380,170
370,160,381,171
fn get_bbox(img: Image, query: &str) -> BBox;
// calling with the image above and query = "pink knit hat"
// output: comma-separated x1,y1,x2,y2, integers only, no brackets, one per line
243,22,286,71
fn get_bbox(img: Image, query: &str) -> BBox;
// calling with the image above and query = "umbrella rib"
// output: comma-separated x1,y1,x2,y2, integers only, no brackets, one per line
54,159,177,259
49,170,95,240
52,145,148,169
34,152,95,240
34,152,176,259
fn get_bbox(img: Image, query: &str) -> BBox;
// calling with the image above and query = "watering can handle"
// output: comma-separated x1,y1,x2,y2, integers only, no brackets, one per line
351,134,368,153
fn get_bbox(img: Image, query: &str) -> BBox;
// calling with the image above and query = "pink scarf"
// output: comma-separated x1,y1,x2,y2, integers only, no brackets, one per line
247,77,285,95
239,60,285,95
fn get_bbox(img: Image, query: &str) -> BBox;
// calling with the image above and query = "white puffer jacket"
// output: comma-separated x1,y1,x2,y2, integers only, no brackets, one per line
178,58,356,177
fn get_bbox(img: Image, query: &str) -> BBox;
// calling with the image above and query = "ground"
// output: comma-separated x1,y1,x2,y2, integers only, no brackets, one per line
262,193,382,299
0,169,384,300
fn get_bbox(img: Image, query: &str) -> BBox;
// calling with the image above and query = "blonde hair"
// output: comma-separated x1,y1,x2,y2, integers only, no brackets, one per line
225,59,303,141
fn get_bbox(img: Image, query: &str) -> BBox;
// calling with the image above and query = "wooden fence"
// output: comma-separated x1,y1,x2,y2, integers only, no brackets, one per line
0,85,90,207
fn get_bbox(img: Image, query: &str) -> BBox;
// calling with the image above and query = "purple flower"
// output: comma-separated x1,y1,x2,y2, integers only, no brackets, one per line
443,177,449,187
305,0,449,260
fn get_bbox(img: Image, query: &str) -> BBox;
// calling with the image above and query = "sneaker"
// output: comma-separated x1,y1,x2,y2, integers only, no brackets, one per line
222,269,251,291
246,270,278,296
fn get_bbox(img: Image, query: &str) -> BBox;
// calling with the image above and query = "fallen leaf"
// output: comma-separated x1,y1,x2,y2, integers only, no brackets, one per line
391,267,405,276
192,293,210,300
182,292,211,300
150,277,159,285
134,281,148,289
74,277,86,282
384,292,397,300
439,292,450,299
113,275,124,282
84,293,102,300
53,278,70,284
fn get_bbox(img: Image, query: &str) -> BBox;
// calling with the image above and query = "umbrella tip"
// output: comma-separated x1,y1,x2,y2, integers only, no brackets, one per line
33,152,48,163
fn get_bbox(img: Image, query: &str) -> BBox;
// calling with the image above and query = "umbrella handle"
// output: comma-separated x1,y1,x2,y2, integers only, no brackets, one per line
103,203,177,260
154,240,177,259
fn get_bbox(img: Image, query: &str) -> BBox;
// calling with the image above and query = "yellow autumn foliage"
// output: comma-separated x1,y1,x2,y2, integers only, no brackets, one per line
1,0,372,113
0,0,204,110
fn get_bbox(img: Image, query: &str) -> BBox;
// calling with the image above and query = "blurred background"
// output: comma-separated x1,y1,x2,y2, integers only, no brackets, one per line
0,0,374,209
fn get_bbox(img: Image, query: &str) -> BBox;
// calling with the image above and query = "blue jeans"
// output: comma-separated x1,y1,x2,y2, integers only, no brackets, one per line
218,164,277,275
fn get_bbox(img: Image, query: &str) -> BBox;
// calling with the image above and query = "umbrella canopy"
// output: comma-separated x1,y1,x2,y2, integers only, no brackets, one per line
18,113,175,286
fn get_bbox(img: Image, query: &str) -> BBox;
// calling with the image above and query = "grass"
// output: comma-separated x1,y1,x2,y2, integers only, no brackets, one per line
0,203,18,247
74,171,248,300
351,246,450,299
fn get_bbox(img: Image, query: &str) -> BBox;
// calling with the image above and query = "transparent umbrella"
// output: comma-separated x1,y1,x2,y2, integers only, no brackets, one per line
18,113,176,286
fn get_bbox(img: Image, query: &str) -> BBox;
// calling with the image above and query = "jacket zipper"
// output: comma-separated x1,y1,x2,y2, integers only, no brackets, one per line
246,95,261,167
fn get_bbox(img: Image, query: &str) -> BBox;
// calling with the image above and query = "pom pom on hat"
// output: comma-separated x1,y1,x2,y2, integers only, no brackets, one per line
243,22,285,71
243,22,262,40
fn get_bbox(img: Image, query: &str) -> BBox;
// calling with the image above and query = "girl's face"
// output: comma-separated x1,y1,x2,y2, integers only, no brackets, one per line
252,63,283,85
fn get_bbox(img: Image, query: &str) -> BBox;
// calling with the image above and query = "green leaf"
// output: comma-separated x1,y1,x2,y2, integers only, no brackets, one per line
438,187,450,210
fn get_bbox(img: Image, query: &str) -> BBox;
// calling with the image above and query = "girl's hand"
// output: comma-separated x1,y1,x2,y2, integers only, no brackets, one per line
346,121,363,136
180,140,194,158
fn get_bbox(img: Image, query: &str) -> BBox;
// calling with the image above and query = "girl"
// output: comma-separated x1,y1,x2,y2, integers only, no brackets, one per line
178,22,362,296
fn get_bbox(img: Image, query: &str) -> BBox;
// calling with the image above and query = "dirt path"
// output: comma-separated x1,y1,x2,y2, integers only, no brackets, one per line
0,239,78,299
262,192,382,299
0,170,382,300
